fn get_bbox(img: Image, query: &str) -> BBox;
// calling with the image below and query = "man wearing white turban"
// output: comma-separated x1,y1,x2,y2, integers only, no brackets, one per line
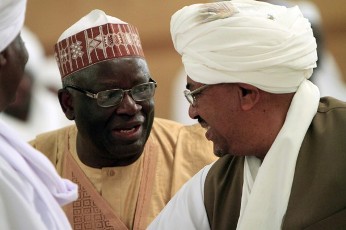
148,0,346,229
0,0,78,229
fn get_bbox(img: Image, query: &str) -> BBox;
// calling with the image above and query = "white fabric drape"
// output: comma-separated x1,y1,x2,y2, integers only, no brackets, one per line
0,120,78,229
238,156,261,218
237,79,319,229
147,163,213,230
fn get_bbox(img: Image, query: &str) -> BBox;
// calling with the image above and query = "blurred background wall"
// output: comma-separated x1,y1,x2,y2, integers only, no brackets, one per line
25,0,346,121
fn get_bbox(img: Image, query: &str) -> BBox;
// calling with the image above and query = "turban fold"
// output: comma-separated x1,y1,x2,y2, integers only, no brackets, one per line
171,0,317,93
55,9,144,78
0,0,27,52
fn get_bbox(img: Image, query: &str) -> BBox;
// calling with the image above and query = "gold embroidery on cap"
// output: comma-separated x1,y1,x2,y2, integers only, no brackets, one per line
54,23,144,78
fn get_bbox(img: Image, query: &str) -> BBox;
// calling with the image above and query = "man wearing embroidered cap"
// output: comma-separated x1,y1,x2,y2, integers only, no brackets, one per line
30,9,216,229
0,0,78,229
148,0,346,229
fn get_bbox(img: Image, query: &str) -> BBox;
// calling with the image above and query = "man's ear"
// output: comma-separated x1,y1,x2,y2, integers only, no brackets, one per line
237,83,260,111
58,88,75,120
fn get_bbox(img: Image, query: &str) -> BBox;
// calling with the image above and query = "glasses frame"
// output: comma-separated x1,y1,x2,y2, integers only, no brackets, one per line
184,84,210,107
65,78,157,108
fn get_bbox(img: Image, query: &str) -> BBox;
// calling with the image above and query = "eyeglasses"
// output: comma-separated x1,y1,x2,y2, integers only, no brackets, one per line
65,79,157,108
184,84,210,107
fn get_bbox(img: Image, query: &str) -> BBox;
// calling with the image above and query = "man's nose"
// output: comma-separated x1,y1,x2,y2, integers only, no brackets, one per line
116,93,142,115
188,104,198,119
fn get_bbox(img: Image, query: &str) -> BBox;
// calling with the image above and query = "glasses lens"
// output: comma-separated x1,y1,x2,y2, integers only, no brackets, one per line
131,83,156,101
97,89,123,107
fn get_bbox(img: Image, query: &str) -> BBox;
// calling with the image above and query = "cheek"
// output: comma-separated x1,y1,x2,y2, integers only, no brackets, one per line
206,102,236,139
13,42,28,80
141,99,155,116
138,99,155,137
75,101,109,126
9,65,25,93
74,106,112,145
201,99,227,124
213,119,231,142
6,76,23,103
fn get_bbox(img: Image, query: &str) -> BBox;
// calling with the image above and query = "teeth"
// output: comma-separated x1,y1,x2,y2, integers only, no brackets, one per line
120,128,135,133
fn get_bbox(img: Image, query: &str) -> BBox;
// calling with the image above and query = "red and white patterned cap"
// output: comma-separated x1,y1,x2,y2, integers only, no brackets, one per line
54,9,145,78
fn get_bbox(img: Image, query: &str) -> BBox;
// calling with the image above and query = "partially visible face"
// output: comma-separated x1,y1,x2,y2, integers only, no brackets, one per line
186,76,243,157
0,34,29,111
71,58,155,166
3,71,34,120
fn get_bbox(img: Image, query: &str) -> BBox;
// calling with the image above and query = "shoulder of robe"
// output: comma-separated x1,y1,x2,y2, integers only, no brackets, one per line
151,118,214,153
150,117,184,142
28,124,76,165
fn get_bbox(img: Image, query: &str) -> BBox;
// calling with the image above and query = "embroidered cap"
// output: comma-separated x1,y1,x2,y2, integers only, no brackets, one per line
54,9,145,78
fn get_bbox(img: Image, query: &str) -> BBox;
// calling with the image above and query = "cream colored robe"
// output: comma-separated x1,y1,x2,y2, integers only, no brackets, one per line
30,118,216,229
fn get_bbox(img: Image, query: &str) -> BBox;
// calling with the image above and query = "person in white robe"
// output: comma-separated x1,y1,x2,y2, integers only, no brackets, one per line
0,0,78,229
148,0,346,229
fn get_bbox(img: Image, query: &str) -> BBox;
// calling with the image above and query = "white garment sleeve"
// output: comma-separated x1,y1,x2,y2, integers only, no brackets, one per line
0,156,47,230
147,164,213,230
0,120,77,229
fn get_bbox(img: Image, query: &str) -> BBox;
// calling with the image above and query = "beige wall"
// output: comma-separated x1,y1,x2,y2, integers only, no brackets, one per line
312,0,346,81
25,0,346,120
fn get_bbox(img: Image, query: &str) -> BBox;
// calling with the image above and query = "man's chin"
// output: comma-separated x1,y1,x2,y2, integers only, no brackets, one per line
213,145,230,157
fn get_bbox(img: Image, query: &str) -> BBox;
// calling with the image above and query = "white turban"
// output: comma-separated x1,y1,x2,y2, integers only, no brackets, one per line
0,0,27,52
171,0,318,93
